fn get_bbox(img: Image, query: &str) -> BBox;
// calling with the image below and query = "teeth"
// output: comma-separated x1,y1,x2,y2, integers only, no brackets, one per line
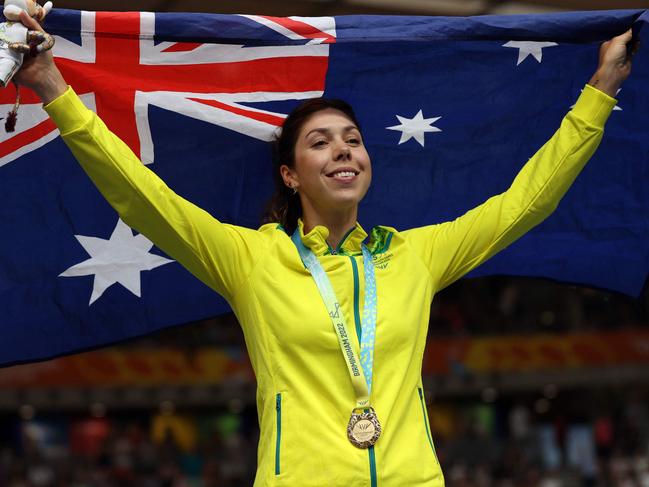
332,171,356,177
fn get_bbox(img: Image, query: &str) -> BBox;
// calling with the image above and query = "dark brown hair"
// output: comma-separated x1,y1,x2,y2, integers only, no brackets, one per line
262,98,362,234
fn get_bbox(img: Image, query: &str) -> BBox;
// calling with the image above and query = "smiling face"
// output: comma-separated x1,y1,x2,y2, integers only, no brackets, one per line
280,108,372,219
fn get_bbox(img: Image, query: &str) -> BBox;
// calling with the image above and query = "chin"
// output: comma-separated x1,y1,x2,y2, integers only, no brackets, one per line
328,192,364,209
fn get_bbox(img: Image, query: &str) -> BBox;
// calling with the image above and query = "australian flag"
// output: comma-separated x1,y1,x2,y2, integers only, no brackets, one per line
0,9,647,366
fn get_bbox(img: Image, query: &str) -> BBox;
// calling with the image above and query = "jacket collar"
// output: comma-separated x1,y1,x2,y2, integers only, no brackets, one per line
297,218,368,256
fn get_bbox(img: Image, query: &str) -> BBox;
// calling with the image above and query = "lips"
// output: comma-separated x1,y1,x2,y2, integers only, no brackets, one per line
326,167,360,178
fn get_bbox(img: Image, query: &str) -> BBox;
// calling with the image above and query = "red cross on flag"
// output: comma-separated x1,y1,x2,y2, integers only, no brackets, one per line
0,11,335,166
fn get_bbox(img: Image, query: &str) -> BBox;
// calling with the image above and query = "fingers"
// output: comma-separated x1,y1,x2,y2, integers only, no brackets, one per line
28,31,55,53
611,27,639,61
617,28,633,43
8,42,31,54
620,28,640,59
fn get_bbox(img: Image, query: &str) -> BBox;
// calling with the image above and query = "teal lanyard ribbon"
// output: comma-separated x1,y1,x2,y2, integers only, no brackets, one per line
291,229,378,409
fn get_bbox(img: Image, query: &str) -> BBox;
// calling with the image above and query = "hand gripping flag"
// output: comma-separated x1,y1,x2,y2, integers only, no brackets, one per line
0,9,647,366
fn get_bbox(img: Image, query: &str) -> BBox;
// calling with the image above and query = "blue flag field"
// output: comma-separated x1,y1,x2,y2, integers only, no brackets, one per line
0,9,647,366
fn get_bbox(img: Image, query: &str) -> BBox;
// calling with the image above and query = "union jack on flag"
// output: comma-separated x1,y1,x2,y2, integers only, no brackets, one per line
0,8,647,365
0,12,335,163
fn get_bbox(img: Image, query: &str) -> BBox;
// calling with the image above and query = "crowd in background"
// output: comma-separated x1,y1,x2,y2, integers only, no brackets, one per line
428,277,648,336
436,388,649,486
1,388,649,486
142,276,649,351
0,276,648,486
0,408,258,487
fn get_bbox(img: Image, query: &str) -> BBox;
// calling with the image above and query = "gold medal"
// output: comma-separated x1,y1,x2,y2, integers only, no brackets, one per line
347,407,381,449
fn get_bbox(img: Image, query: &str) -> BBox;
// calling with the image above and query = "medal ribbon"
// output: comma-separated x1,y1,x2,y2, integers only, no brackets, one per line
292,230,378,409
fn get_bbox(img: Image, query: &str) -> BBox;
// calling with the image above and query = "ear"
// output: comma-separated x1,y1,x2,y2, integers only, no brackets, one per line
279,164,299,190
3,4,25,21
39,1,53,21
25,0,37,17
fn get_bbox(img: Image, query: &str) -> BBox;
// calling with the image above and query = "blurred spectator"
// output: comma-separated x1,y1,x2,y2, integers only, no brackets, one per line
1,275,648,486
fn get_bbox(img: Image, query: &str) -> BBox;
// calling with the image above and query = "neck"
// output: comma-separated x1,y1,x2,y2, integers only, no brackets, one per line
301,205,358,251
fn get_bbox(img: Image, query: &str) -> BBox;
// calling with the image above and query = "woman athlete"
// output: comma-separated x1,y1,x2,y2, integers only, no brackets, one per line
16,10,636,486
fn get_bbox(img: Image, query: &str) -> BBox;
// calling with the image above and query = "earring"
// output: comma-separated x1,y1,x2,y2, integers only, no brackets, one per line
292,187,298,195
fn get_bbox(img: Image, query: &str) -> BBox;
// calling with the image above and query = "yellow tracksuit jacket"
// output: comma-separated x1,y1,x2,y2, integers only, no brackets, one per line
45,84,615,486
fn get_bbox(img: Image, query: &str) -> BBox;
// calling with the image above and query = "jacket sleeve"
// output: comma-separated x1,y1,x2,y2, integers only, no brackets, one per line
401,84,617,291
44,87,267,302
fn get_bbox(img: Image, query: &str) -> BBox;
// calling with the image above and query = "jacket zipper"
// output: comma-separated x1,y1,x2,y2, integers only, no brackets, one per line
418,387,438,460
348,256,378,487
275,393,282,475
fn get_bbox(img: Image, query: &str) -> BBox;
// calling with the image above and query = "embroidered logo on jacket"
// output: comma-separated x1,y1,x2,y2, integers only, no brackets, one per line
373,252,393,270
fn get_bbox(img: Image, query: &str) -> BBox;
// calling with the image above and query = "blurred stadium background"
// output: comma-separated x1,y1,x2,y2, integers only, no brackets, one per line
1,1,648,486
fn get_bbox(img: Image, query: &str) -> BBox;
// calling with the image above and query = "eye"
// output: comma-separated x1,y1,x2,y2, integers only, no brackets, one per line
311,140,327,148
346,137,361,145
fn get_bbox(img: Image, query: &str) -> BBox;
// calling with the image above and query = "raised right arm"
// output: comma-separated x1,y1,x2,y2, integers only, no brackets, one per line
48,89,267,301
17,13,266,302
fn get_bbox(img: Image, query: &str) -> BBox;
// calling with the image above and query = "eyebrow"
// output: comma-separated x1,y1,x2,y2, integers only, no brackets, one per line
304,125,359,139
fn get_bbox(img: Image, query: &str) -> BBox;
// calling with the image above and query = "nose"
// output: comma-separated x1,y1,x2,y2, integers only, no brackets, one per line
334,142,352,161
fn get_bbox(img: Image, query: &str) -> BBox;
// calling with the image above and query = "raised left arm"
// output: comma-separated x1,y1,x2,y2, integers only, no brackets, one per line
403,29,637,291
